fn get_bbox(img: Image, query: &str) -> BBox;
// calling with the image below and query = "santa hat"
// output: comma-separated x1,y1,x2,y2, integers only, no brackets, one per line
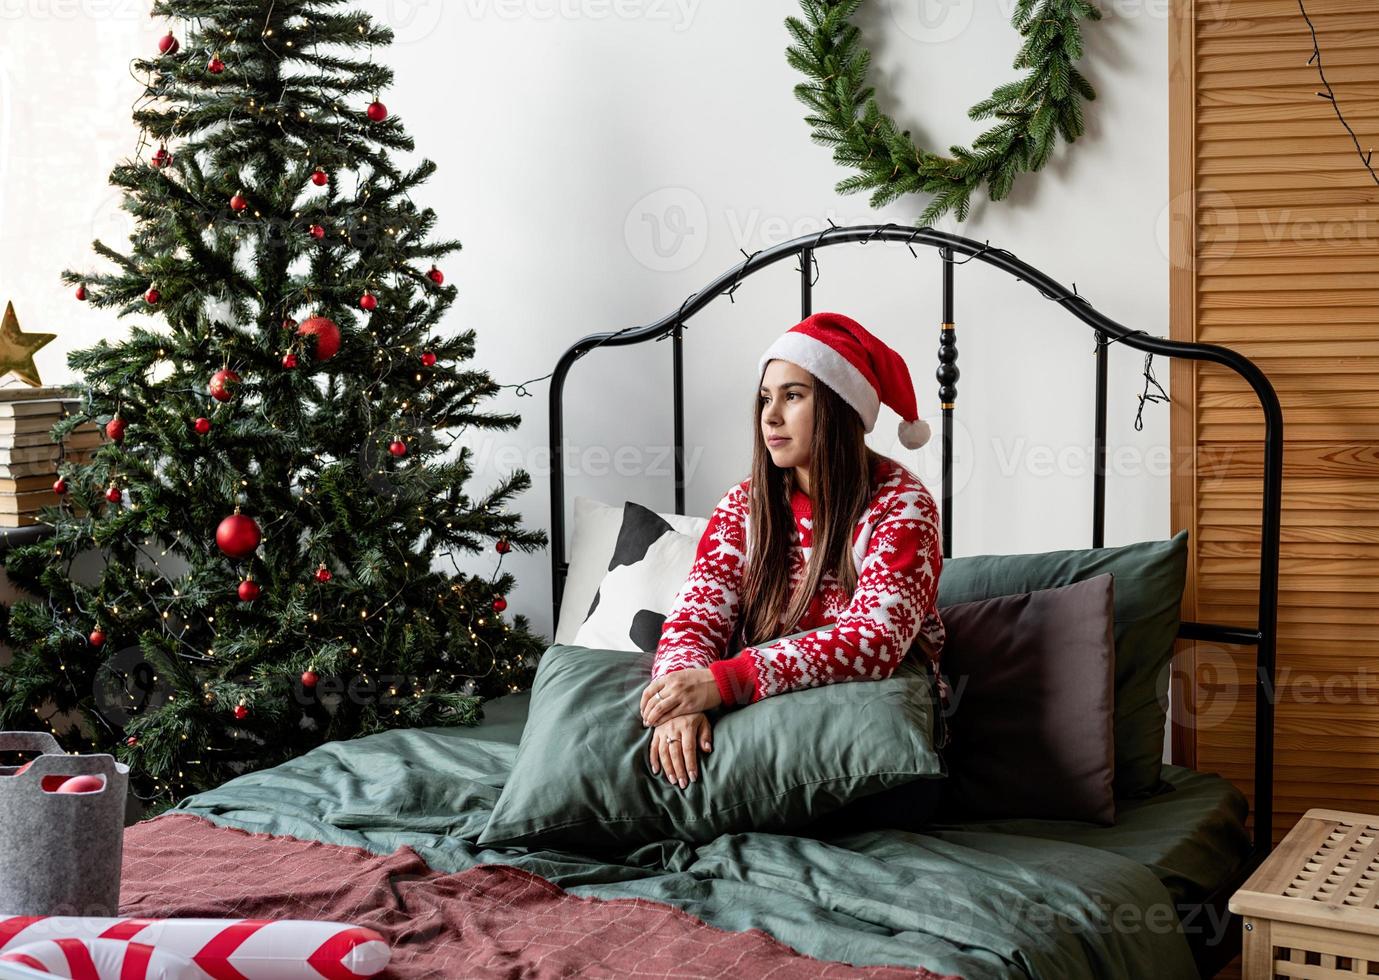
757,312,932,450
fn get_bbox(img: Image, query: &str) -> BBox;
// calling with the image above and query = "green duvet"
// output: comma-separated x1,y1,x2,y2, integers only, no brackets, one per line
169,691,1248,980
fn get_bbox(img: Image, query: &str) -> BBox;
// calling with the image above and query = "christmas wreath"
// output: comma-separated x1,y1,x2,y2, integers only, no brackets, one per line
786,0,1103,224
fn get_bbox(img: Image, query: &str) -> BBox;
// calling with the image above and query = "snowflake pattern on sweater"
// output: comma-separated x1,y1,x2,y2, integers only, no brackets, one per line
652,456,945,707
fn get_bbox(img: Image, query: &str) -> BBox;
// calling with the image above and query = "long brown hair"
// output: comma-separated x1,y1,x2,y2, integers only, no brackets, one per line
735,371,883,649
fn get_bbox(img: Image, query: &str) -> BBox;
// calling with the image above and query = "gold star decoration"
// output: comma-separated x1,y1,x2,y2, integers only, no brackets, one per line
0,302,56,387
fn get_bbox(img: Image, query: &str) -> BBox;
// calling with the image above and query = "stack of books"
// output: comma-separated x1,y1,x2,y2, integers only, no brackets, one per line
0,386,104,527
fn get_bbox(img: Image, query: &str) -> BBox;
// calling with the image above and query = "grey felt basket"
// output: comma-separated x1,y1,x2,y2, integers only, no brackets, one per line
0,732,129,916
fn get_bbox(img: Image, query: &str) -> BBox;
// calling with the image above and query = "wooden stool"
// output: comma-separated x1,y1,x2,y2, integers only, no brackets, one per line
1231,808,1379,978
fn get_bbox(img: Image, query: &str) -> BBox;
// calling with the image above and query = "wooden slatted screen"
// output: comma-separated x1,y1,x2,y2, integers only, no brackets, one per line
1169,0,1379,851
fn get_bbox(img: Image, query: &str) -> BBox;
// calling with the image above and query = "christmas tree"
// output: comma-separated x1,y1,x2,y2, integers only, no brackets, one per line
0,1,548,816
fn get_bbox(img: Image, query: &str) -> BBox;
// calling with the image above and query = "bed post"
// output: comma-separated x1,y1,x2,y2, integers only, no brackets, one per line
673,320,686,516
937,247,957,559
1092,333,1108,548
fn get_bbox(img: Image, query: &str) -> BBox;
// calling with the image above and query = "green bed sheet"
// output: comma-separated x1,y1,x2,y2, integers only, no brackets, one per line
929,764,1251,912
167,691,1248,980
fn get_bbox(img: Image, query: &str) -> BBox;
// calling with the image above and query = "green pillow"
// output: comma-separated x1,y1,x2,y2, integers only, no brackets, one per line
936,530,1188,799
477,644,945,851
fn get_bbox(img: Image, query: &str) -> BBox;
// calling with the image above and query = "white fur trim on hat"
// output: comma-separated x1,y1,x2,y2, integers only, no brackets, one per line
898,417,932,450
758,332,881,431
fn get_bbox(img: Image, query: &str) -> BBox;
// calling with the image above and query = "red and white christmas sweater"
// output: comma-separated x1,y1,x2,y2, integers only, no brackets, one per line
653,455,945,707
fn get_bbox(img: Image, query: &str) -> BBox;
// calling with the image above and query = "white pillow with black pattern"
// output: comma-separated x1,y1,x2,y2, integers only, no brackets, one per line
553,496,707,645
571,500,707,653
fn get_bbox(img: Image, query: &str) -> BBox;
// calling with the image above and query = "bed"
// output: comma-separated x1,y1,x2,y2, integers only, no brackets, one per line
115,223,1281,980
122,687,1248,979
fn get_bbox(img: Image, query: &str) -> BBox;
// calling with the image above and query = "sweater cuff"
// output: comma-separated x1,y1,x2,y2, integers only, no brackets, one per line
709,653,759,707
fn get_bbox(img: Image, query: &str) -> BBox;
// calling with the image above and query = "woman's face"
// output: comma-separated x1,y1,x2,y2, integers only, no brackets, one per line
759,359,814,469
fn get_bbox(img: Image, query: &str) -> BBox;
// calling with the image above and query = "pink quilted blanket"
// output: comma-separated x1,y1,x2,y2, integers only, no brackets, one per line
119,814,958,979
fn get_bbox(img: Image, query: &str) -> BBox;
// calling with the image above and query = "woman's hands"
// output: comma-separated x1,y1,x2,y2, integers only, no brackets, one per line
639,667,722,728
640,669,722,788
649,712,713,789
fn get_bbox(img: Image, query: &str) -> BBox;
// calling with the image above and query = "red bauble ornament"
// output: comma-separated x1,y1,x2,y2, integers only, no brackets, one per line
216,512,262,558
89,629,106,648
193,416,211,435
427,265,444,285
495,538,511,554
296,316,341,360
233,703,249,720
230,191,248,212
104,485,122,504
207,54,225,74
152,146,172,168
358,291,377,312
366,100,388,122
492,595,508,613
209,367,240,402
310,168,329,187
282,352,299,369
301,669,319,688
105,417,126,442
56,775,105,795
313,563,333,583
389,438,407,458
74,284,87,301
144,285,160,305
158,31,179,55
309,224,325,240
238,579,261,601
53,477,68,495
282,316,298,331
420,351,437,367
125,736,137,748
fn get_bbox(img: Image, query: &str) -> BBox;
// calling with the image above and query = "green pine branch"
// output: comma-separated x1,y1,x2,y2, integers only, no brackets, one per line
785,0,1102,223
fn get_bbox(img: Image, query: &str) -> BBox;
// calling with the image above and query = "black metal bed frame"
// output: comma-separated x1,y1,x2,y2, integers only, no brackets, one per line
545,223,1282,977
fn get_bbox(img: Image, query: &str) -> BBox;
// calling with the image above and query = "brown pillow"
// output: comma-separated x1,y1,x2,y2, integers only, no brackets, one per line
935,573,1117,825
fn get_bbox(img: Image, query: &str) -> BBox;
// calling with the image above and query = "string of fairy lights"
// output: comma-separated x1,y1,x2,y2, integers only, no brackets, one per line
1296,0,1379,187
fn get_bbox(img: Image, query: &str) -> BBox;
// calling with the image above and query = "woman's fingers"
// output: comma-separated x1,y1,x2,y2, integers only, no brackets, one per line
697,715,713,754
647,717,709,788
659,735,678,786
646,692,680,728
664,732,688,788
658,738,676,785
679,734,698,784
639,683,660,719
653,730,673,783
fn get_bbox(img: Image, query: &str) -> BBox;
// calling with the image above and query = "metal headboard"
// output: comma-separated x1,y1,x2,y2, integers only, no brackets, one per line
545,223,1283,856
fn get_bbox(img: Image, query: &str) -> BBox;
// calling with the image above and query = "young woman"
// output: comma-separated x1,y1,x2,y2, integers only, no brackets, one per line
638,311,947,791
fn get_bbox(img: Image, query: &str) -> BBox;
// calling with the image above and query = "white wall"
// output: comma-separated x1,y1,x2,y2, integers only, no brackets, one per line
0,0,1172,644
